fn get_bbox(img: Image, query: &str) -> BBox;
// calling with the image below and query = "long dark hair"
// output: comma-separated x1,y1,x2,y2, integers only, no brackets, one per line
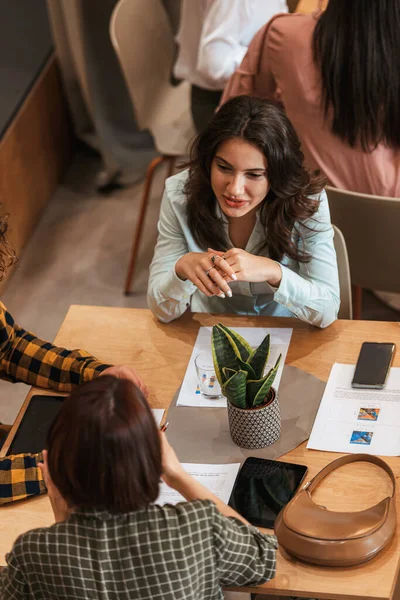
313,0,400,151
185,96,324,263
47,376,162,513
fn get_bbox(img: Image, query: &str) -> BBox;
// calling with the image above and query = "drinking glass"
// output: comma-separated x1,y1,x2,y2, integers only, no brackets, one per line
195,351,223,398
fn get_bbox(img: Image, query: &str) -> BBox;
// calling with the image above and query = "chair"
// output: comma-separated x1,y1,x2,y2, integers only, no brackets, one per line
326,186,400,319
332,225,352,320
110,0,196,294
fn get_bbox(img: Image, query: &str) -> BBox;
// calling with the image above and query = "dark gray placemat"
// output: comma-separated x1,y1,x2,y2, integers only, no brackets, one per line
166,366,325,464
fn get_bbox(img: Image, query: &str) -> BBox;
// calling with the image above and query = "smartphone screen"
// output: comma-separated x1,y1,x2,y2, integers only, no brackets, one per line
228,457,308,529
352,342,396,389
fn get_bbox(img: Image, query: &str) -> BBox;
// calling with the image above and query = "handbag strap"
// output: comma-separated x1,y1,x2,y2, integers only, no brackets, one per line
306,454,396,498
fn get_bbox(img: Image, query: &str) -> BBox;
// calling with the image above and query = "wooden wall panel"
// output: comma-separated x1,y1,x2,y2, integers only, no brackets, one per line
0,54,74,287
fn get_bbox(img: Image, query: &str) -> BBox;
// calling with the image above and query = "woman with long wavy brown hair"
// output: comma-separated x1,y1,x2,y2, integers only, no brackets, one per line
148,96,339,328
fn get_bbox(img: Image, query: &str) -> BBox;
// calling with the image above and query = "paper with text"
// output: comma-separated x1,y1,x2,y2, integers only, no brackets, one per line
177,326,293,407
307,363,400,455
157,463,240,505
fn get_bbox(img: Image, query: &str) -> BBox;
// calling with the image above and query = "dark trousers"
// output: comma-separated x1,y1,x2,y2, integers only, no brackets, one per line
191,85,223,133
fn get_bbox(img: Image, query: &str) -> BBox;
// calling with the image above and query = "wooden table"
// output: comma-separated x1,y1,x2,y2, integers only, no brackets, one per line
2,306,400,600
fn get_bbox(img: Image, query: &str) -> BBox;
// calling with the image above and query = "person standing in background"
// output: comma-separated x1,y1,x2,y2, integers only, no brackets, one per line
174,0,288,132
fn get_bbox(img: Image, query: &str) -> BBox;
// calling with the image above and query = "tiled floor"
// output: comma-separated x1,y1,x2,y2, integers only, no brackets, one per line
0,149,398,424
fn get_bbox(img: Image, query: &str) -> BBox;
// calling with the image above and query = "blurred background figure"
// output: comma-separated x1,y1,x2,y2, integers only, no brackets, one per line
174,0,288,132
222,0,400,198
47,0,181,189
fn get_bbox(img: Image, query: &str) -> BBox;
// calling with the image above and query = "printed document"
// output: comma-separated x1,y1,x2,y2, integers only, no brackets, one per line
157,463,240,505
307,363,400,456
177,326,292,407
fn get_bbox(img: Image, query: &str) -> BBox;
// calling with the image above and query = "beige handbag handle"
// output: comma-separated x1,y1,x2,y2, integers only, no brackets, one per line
305,454,396,498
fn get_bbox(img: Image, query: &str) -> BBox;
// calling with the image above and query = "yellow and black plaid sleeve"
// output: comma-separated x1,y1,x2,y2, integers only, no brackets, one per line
0,452,45,505
0,302,111,392
0,302,112,505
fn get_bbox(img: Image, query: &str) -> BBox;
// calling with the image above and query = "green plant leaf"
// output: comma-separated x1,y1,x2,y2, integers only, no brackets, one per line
246,375,269,406
237,360,256,381
222,367,237,381
212,325,241,386
222,359,256,388
216,324,252,361
247,334,270,380
222,370,248,409
253,354,282,407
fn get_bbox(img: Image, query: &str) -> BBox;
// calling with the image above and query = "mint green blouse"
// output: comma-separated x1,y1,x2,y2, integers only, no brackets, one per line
148,170,340,328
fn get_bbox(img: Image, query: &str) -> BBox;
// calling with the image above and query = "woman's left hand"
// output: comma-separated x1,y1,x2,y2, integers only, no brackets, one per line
208,247,282,286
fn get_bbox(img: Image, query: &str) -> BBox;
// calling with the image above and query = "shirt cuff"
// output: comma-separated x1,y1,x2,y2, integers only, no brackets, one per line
273,264,308,311
158,261,197,302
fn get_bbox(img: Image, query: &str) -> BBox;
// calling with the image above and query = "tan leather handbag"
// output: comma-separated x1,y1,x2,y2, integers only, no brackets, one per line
274,454,396,567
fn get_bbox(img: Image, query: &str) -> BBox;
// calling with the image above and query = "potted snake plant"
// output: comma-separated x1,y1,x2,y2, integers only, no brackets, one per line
212,323,281,449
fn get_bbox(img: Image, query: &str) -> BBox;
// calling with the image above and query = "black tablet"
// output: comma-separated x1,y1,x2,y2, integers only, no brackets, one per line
7,395,64,455
228,457,308,529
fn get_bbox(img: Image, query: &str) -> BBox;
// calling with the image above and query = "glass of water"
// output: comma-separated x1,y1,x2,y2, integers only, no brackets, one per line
195,351,223,398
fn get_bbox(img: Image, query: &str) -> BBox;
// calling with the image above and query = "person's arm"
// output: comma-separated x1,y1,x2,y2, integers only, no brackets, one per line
0,303,147,394
147,181,198,323
220,13,287,105
210,501,277,587
198,0,287,88
0,547,29,599
161,433,250,525
197,0,256,87
0,453,44,505
272,190,340,328
0,302,111,392
161,435,277,585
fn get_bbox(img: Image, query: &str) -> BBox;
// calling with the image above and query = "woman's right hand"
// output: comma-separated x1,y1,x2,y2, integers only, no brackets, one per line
175,252,236,298
159,433,251,525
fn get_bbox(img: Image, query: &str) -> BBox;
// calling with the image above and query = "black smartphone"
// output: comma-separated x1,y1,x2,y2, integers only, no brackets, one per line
351,342,396,389
228,457,308,529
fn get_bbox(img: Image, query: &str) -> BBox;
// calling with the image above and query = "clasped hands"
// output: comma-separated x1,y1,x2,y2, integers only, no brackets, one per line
175,247,282,298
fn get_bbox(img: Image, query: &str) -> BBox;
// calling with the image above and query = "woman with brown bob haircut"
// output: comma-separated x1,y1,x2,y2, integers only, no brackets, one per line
1,375,277,600
148,96,339,329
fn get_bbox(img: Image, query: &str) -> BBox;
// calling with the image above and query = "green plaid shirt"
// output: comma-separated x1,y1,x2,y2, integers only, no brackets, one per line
0,302,110,505
1,500,277,599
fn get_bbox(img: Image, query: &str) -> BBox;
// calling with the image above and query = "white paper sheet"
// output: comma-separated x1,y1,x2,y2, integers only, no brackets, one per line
156,462,240,505
307,363,400,456
152,409,165,427
177,326,293,407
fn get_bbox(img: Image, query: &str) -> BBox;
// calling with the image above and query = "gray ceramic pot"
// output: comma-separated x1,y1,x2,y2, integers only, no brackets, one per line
227,388,281,449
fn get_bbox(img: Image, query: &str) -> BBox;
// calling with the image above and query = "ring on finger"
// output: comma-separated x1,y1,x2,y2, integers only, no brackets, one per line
211,254,219,264
204,267,214,276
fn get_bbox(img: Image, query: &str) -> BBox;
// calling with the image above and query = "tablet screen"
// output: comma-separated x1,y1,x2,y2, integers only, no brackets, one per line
7,395,64,455
228,457,308,529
